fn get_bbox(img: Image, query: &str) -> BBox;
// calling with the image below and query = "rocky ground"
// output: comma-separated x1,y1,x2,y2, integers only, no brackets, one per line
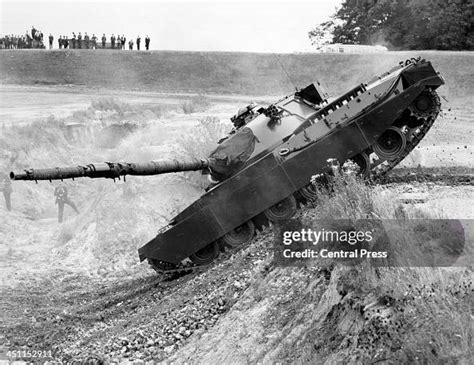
1,232,272,363
1,179,472,363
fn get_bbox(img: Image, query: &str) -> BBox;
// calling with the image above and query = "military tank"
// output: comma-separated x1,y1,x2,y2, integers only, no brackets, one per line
10,57,444,273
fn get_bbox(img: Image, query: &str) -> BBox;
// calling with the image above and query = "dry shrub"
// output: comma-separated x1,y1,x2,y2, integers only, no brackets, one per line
0,116,71,168
312,173,376,220
182,94,211,114
94,122,141,148
178,116,230,159
176,116,231,188
90,97,131,115
75,98,163,124
110,124,170,161
302,173,473,363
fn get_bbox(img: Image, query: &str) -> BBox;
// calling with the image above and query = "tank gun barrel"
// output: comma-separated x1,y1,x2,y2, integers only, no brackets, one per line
10,159,210,181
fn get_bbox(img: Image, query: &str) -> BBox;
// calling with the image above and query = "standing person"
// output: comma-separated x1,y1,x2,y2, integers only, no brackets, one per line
145,35,150,50
111,34,115,49
101,33,106,48
128,39,133,50
48,34,53,49
91,34,97,49
72,32,76,49
0,171,12,211
84,32,90,49
136,35,141,50
77,32,82,49
54,183,79,223
121,35,126,50
63,36,69,49
58,35,62,49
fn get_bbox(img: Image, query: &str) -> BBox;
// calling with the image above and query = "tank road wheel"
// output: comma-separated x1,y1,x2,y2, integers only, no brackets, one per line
373,127,407,160
347,152,370,178
222,220,255,249
299,184,318,202
190,241,220,266
409,89,440,119
264,195,297,222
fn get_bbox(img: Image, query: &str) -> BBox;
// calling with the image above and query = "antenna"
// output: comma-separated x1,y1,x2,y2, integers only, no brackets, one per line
273,53,298,92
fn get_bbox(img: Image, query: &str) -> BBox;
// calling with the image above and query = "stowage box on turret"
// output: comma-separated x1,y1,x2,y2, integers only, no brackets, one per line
11,58,444,272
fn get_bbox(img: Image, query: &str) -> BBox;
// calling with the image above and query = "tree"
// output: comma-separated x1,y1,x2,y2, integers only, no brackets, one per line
308,0,473,50
408,0,473,50
308,20,334,49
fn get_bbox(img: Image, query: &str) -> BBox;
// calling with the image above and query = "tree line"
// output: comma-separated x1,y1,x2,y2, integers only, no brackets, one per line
309,0,473,50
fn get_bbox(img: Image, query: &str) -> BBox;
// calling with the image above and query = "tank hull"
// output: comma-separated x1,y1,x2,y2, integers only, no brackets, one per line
139,59,444,265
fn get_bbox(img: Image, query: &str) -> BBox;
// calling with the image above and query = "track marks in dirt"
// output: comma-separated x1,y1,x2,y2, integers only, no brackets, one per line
1,230,273,362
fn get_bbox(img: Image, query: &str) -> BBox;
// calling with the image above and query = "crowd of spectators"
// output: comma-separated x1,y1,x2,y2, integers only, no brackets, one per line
0,26,45,49
1,28,151,51
54,33,151,50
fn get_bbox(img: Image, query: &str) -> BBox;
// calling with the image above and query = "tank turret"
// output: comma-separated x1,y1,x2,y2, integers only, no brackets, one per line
10,57,444,274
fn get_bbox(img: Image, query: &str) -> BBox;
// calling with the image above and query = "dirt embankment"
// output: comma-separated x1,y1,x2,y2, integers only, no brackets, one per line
2,182,472,363
0,50,472,100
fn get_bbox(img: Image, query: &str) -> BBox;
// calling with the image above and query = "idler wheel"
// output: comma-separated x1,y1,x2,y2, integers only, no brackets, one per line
222,220,255,249
190,241,220,266
373,127,406,160
409,89,440,119
299,184,318,202
264,195,297,222
346,152,370,177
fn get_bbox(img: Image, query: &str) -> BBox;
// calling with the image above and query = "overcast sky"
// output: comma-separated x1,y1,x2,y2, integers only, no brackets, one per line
0,0,342,52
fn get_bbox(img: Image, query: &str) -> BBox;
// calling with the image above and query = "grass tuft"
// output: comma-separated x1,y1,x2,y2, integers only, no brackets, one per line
176,116,231,188
299,172,473,363
182,95,211,114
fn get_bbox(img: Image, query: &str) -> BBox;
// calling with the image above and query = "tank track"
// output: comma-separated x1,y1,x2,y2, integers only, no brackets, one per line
147,259,192,276
149,88,445,276
148,259,208,277
147,247,247,276
370,88,441,182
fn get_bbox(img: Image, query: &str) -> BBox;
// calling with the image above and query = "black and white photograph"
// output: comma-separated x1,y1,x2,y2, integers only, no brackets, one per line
0,0,473,363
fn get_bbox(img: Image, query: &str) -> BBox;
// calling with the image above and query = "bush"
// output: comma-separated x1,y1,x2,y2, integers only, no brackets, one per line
0,117,69,164
90,97,131,115
182,94,211,114
301,173,473,363
95,122,141,148
312,173,376,220
178,116,230,159
177,116,231,188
